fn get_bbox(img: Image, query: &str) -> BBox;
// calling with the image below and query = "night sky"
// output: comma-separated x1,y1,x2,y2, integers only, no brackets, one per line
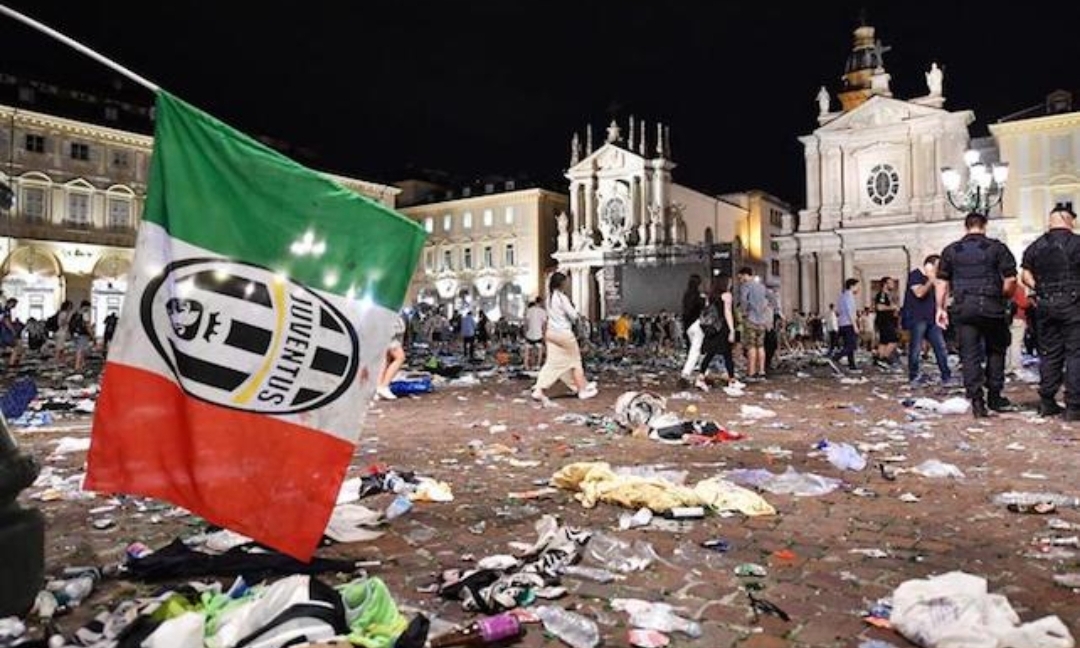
2,1,1076,205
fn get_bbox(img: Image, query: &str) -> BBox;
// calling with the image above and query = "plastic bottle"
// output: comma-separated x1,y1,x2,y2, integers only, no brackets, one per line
384,494,413,520
534,606,600,648
992,492,1080,509
662,506,705,520
51,575,94,608
427,613,522,647
560,565,619,583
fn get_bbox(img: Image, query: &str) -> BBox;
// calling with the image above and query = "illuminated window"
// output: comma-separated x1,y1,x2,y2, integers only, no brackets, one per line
463,211,473,229
22,187,45,220
483,245,494,268
505,207,515,225
443,214,452,231
483,209,493,227
67,193,90,225
424,217,434,233
107,199,131,229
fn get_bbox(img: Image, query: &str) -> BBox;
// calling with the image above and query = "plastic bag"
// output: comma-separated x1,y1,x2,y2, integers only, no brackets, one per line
824,442,867,471
586,533,655,572
910,459,965,479
611,599,702,638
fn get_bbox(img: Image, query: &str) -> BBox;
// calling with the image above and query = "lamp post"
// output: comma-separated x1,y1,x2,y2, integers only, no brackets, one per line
940,149,1009,214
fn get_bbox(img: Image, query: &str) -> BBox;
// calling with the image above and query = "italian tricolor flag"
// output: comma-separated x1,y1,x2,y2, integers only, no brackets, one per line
85,91,425,560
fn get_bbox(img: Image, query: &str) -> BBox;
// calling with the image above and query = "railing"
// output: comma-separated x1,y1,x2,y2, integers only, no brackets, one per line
0,217,136,247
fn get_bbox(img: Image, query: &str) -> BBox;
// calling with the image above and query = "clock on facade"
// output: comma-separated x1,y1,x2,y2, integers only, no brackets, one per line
866,164,900,206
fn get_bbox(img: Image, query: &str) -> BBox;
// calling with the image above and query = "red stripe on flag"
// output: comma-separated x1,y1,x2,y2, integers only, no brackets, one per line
85,362,354,561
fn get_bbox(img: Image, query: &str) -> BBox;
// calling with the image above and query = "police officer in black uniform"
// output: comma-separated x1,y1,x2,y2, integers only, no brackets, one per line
935,212,1018,418
1021,203,1080,418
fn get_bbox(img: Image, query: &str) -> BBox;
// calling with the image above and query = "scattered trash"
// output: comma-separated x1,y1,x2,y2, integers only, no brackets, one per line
619,508,654,530
587,533,655,573
611,599,702,637
739,404,777,419
535,605,600,648
628,628,670,648
724,466,841,497
850,548,890,559
899,493,921,503
890,571,1074,648
910,459,965,479
560,565,621,583
821,441,868,471
734,563,768,578
904,397,970,415
1053,573,1080,589
993,492,1080,509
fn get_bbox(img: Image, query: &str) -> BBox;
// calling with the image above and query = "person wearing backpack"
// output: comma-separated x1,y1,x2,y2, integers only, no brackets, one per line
69,300,92,372
698,275,740,389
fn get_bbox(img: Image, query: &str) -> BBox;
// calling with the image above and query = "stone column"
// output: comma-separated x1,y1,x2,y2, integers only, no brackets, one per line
639,172,651,245
629,177,640,244
651,160,668,242
798,253,815,313
804,141,821,212
569,181,581,232
818,251,843,313
584,177,596,234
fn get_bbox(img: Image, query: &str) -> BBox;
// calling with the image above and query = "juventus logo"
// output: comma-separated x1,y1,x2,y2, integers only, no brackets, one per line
141,258,360,414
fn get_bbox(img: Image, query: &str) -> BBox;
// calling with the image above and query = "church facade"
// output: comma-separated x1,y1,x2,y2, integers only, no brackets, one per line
775,24,989,312
554,119,788,320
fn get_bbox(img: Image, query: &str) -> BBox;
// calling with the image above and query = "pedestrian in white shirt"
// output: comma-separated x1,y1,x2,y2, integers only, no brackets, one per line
531,272,597,402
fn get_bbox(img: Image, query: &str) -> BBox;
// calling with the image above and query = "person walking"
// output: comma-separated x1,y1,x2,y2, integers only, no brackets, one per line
825,303,839,354
531,272,597,402
903,255,952,386
523,298,547,371
873,277,900,368
460,310,477,360
935,212,1018,418
679,274,706,386
698,275,740,388
1020,203,1080,418
831,278,861,371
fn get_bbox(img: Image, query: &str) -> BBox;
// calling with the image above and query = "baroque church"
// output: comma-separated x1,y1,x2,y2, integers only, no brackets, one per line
553,119,788,320
774,22,987,312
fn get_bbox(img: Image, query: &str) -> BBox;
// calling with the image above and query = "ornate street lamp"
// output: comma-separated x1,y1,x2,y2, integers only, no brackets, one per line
940,149,1009,214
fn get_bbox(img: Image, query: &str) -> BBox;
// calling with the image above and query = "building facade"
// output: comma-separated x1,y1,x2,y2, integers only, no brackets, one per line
0,88,399,335
775,23,984,313
400,185,569,320
554,119,788,319
989,90,1080,256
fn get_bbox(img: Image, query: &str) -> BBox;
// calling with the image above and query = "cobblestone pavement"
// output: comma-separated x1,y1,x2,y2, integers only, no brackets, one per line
14,356,1080,647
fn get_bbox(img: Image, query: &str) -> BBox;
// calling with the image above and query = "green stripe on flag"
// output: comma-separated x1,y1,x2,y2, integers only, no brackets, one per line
143,91,425,307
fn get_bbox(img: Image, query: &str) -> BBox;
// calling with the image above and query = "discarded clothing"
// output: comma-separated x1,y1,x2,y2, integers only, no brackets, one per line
438,515,589,612
339,577,408,648
890,571,1074,648
124,538,361,582
551,462,776,516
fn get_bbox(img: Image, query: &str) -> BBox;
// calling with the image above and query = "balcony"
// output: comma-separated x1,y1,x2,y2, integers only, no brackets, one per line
0,216,136,248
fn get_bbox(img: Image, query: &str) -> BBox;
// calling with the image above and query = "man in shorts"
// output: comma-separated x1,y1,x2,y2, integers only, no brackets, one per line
523,297,547,371
737,267,771,381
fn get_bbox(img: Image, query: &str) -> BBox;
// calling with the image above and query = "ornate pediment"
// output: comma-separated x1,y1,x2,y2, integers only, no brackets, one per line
566,143,647,177
815,95,947,133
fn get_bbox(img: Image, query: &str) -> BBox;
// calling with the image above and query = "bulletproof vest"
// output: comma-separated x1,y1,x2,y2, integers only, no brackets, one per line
1033,231,1080,296
949,237,1002,298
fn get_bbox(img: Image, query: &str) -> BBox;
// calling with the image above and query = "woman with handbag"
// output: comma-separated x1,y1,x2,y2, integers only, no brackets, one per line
698,275,742,389
531,272,597,402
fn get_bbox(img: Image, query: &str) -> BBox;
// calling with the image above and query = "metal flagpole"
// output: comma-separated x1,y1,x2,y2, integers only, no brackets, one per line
0,4,160,93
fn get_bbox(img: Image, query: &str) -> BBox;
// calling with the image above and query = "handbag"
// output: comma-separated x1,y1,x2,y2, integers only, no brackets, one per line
698,304,721,336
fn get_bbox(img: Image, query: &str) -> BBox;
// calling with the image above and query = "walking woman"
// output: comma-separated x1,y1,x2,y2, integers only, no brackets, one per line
531,272,597,402
680,274,706,385
699,275,740,388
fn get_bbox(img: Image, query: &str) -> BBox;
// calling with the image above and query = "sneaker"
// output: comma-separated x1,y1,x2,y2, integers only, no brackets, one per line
578,383,598,400
376,386,397,401
729,379,747,390
530,388,546,402
694,376,710,392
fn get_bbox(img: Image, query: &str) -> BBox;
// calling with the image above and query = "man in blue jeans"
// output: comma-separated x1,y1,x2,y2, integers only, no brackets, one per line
903,254,952,385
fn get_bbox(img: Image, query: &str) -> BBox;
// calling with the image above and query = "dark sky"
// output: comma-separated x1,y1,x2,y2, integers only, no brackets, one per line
3,1,1077,205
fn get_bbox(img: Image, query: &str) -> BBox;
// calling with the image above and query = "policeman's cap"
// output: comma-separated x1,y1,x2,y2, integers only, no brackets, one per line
1052,202,1076,220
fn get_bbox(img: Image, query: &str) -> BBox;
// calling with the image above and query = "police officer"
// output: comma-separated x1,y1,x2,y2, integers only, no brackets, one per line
935,212,1018,418
1021,203,1080,418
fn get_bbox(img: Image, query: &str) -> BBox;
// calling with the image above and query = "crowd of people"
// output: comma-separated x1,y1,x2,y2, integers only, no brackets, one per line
0,297,117,373
371,204,1075,422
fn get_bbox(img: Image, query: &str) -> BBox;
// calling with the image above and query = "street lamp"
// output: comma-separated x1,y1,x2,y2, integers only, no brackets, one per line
940,149,1009,214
